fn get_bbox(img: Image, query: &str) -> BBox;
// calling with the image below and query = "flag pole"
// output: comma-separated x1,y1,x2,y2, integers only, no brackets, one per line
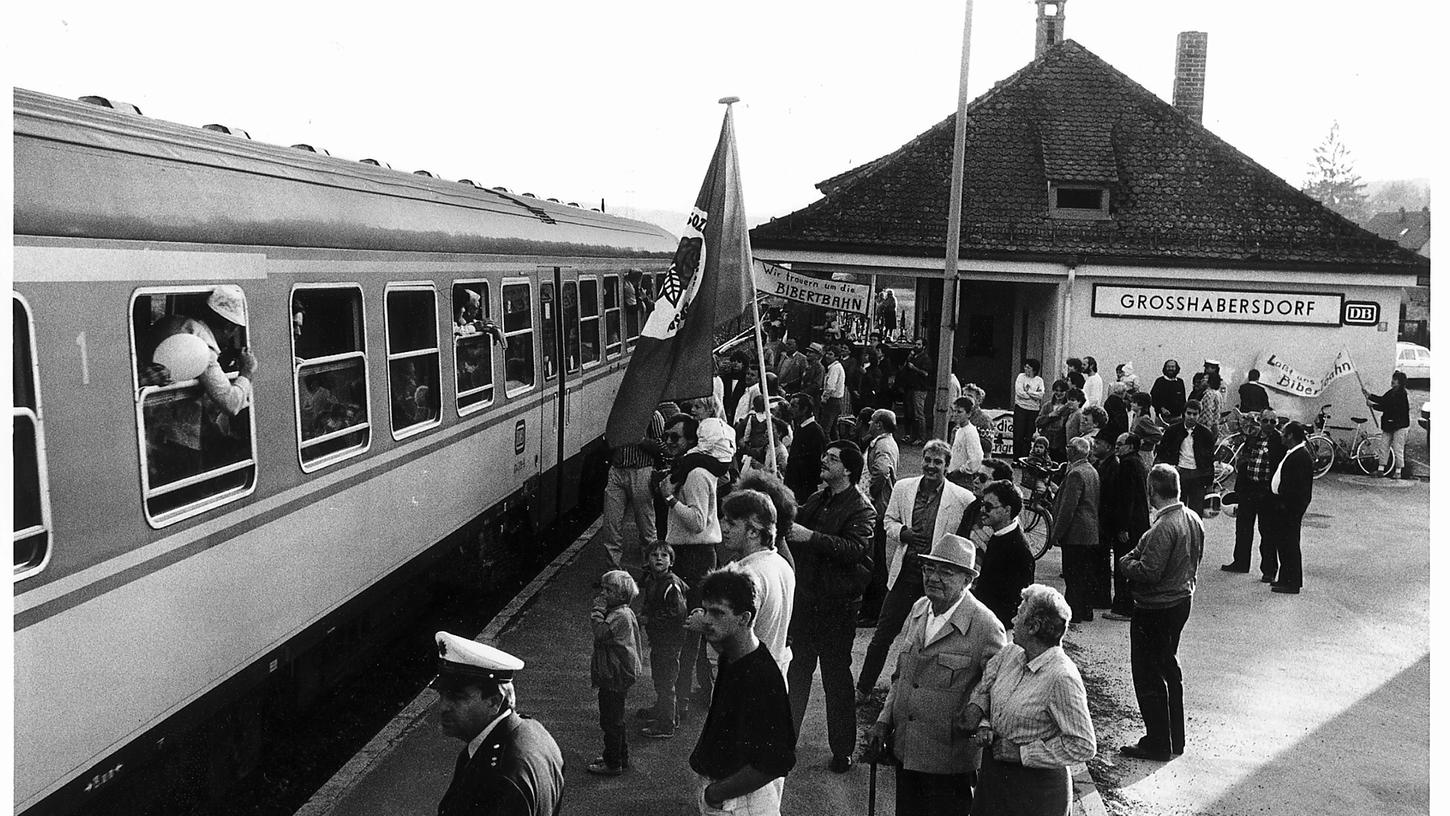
1348,349,1381,432
933,0,975,441
722,95,778,475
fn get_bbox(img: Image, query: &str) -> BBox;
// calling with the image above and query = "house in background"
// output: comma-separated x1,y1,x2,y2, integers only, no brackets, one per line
750,0,1428,432
1364,207,1430,346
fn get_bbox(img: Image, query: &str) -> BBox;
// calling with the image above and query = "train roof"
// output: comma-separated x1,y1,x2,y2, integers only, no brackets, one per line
14,88,677,258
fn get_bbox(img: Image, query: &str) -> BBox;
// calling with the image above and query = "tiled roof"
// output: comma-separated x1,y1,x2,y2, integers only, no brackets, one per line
1363,210,1430,253
751,40,1427,273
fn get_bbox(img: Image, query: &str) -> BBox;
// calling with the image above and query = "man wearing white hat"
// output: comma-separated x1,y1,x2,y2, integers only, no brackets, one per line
432,632,563,816
867,533,1007,815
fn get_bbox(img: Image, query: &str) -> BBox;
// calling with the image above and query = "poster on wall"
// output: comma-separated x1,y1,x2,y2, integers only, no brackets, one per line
755,262,871,315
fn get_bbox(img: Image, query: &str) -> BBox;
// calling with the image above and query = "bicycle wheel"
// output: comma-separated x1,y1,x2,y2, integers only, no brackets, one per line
1354,435,1391,476
1212,438,1241,493
1020,503,1053,560
1306,434,1335,479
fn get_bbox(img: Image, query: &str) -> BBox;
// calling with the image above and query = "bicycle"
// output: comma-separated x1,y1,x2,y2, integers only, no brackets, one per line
1305,403,1393,479
1015,457,1063,560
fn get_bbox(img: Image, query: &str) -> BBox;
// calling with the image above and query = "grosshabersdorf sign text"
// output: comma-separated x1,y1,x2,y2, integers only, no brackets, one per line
1092,285,1343,326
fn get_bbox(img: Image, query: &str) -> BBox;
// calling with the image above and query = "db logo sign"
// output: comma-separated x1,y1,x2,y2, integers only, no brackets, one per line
1341,301,1379,326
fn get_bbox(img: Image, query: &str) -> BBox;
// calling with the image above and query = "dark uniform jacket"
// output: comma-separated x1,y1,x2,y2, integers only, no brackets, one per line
971,525,1035,629
438,712,564,816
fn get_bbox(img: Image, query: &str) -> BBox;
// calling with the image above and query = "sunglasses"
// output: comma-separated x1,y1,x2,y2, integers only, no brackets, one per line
662,432,685,442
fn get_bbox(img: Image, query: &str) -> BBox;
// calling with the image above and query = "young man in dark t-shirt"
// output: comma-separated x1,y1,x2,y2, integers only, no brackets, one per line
689,569,796,814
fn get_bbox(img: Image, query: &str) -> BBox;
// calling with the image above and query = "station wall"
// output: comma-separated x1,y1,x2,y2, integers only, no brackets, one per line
1063,272,1405,424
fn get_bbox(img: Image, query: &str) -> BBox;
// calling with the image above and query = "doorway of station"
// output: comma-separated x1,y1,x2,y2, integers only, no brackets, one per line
944,279,1056,411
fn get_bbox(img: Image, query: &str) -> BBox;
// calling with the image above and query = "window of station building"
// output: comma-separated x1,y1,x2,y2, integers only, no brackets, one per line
385,284,442,438
502,281,537,394
540,281,559,380
603,275,623,359
579,276,601,367
562,281,582,374
292,285,371,470
1048,182,1111,220
130,286,257,526
452,281,496,413
13,295,51,580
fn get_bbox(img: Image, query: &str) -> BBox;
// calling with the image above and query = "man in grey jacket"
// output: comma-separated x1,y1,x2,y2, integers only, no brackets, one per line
1050,436,1101,623
1117,464,1204,762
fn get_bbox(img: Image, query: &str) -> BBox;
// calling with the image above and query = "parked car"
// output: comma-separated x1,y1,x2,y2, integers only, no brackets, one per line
1395,341,1432,381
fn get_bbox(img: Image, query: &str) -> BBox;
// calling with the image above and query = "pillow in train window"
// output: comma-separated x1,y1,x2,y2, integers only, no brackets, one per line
153,333,213,382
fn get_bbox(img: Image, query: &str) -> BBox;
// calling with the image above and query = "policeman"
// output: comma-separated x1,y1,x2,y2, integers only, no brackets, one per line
432,632,564,816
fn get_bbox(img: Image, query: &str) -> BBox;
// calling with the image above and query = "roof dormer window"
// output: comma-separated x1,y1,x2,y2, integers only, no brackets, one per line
1048,182,1110,220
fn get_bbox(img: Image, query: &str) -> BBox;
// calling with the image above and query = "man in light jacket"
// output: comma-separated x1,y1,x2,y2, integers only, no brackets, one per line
855,440,975,700
867,534,1006,814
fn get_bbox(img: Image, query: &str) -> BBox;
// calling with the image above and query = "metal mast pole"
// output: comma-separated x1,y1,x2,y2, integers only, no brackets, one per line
932,0,975,441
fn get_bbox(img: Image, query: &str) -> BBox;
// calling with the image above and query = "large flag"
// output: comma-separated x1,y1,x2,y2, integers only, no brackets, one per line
606,103,753,447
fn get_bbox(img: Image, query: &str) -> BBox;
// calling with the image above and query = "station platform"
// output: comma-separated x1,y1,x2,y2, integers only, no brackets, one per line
297,494,1103,816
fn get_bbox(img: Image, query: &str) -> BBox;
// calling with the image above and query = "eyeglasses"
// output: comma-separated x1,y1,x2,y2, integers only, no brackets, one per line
980,501,1002,511
662,432,684,442
920,563,963,578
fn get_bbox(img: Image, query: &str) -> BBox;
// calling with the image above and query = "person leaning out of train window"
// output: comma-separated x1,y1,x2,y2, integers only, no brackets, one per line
145,284,257,416
455,288,507,348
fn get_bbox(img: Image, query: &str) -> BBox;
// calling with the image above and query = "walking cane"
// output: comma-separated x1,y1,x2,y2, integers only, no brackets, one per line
868,753,878,816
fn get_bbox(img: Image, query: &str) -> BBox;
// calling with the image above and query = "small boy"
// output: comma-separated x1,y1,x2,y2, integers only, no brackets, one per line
635,541,689,739
588,570,643,776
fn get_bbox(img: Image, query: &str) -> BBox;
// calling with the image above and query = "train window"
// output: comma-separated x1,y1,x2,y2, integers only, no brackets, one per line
502,281,536,394
562,281,581,374
579,277,601,367
453,281,496,414
13,295,51,580
385,285,442,438
624,277,641,350
603,276,622,359
292,285,371,470
540,282,558,381
130,286,257,526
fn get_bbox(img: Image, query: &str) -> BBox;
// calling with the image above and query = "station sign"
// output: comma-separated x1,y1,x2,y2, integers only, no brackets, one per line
1092,284,1342,326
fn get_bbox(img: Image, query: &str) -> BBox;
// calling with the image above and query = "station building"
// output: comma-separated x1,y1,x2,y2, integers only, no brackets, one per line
750,9,1428,425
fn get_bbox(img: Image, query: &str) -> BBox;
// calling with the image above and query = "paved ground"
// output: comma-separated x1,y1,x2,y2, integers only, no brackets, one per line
1068,472,1431,815
297,442,1429,816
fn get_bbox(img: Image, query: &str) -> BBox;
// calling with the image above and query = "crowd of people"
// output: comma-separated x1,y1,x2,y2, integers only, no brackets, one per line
426,345,1416,816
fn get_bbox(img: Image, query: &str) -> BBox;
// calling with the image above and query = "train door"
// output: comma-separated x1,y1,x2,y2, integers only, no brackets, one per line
535,269,563,530
558,269,587,515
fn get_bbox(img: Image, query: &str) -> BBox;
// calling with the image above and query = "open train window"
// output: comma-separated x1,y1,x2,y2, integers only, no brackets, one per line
603,275,622,359
13,295,51,580
579,277,601,367
540,281,559,381
502,281,536,394
130,286,257,527
562,281,581,374
453,280,496,414
386,284,442,439
292,285,371,470
624,277,642,351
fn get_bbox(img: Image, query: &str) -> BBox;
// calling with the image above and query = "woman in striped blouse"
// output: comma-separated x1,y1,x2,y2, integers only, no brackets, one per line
958,584,1096,816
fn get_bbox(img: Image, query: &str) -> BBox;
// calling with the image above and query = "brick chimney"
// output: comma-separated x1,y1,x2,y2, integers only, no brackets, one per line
1172,31,1208,123
1035,0,1066,57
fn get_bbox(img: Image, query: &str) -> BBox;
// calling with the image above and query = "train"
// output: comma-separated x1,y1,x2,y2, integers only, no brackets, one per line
12,87,676,815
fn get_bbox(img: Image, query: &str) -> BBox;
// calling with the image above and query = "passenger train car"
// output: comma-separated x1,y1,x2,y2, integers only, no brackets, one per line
13,88,675,814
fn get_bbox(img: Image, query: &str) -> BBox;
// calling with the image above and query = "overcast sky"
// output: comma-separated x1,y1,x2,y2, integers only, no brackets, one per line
9,1,1436,228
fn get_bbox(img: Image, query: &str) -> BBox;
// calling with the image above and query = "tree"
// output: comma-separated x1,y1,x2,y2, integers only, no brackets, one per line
1301,121,1368,223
